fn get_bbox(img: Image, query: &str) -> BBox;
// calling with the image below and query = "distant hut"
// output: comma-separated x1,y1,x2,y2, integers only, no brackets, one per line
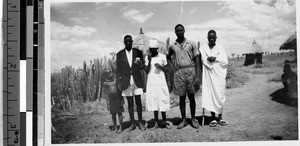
280,32,297,61
133,28,167,56
243,39,264,66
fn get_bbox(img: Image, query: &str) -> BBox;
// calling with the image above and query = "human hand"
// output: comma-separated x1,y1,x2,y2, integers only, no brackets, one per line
194,77,201,86
148,54,152,62
121,97,125,105
194,77,201,92
135,57,142,64
207,56,216,62
155,63,162,69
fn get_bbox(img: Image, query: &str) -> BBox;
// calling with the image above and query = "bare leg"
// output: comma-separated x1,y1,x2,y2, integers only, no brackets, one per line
116,113,123,134
112,113,117,131
135,95,146,131
177,95,187,129
187,94,196,119
188,94,199,128
154,111,159,128
127,96,136,131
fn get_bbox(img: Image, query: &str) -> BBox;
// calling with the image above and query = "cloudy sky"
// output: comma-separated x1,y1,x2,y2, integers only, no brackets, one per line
50,0,296,71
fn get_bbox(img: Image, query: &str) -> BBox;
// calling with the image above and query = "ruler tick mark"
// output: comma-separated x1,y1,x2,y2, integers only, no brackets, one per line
8,40,18,42
8,70,19,72
8,10,20,12
8,99,18,101
4,115,15,117
7,85,15,87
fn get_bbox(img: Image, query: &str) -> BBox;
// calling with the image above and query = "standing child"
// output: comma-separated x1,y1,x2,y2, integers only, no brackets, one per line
145,40,170,128
101,70,124,134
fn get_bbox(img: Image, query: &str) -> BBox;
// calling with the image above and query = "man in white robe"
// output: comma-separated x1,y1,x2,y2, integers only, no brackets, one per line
199,30,228,127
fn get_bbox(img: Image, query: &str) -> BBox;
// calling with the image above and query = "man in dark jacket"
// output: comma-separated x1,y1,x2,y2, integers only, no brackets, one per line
116,35,146,131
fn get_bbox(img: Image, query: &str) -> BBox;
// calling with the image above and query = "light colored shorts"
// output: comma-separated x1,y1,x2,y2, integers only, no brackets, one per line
122,82,143,97
173,67,196,96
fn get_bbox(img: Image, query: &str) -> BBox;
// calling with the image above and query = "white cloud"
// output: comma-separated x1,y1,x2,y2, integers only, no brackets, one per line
189,8,198,14
69,17,90,24
51,21,97,40
123,8,154,24
186,0,296,56
51,22,122,71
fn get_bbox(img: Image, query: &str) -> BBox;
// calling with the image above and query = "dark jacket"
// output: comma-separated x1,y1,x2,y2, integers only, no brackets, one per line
116,48,145,90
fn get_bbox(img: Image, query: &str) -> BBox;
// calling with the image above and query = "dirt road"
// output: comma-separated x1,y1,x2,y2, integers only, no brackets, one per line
52,72,298,143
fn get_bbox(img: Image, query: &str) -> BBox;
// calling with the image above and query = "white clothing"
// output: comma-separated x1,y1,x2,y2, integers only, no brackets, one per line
121,82,143,96
199,43,228,114
145,53,170,111
125,49,134,86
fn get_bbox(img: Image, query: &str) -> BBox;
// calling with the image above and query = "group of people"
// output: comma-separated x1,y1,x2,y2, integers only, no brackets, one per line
106,24,228,134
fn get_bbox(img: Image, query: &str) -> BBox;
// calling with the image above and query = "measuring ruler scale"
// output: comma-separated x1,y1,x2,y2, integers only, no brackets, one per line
3,0,21,145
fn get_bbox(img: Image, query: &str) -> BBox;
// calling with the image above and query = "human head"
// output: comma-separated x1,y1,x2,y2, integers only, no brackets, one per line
124,35,133,51
149,39,159,57
175,24,185,39
283,64,292,73
207,30,217,46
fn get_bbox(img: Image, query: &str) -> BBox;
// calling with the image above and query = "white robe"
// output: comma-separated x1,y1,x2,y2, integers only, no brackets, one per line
145,53,170,112
199,43,228,114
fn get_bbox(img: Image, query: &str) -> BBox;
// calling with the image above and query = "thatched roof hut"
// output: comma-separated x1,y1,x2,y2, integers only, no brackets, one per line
243,39,264,66
133,28,167,56
280,32,296,51
280,32,297,61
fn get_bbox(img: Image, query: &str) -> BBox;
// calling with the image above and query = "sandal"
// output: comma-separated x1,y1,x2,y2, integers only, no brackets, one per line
218,120,228,126
209,120,217,127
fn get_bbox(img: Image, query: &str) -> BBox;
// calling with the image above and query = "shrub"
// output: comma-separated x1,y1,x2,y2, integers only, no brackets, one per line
226,65,249,88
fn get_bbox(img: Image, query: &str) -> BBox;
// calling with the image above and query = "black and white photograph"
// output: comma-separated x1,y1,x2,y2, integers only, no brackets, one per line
47,0,298,144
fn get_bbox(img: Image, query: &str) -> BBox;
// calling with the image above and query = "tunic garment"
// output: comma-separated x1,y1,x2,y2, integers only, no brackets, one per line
145,53,170,112
104,79,124,114
199,43,228,114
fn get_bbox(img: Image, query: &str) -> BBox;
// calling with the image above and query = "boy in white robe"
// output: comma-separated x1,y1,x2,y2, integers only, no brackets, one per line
199,30,228,127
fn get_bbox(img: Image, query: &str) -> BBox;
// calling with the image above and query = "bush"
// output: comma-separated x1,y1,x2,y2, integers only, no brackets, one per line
226,65,249,88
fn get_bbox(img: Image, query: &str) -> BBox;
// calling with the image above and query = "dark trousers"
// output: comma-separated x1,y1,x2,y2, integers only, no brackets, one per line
127,95,143,124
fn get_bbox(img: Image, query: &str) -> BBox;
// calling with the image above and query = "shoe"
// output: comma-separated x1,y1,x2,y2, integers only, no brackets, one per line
127,123,136,132
111,125,117,132
218,120,228,126
116,127,123,134
209,120,217,127
177,119,187,129
191,118,200,129
162,120,171,129
139,122,146,131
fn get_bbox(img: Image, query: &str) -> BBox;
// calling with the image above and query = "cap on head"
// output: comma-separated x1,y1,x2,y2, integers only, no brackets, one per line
149,39,159,48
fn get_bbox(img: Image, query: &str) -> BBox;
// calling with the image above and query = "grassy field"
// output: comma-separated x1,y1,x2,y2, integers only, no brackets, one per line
52,52,298,144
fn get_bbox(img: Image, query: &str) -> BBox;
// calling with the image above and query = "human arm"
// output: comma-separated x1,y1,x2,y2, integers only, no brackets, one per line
166,46,174,62
214,46,228,67
145,54,152,74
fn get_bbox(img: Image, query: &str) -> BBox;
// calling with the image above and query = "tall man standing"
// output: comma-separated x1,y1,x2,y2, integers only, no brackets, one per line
199,30,228,127
167,24,201,129
116,35,146,131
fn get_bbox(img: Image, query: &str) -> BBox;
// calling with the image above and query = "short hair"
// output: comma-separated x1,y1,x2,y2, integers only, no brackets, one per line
124,35,132,40
208,30,216,36
175,24,185,30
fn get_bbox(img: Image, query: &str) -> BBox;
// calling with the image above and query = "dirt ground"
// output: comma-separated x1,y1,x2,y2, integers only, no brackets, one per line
52,68,298,144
